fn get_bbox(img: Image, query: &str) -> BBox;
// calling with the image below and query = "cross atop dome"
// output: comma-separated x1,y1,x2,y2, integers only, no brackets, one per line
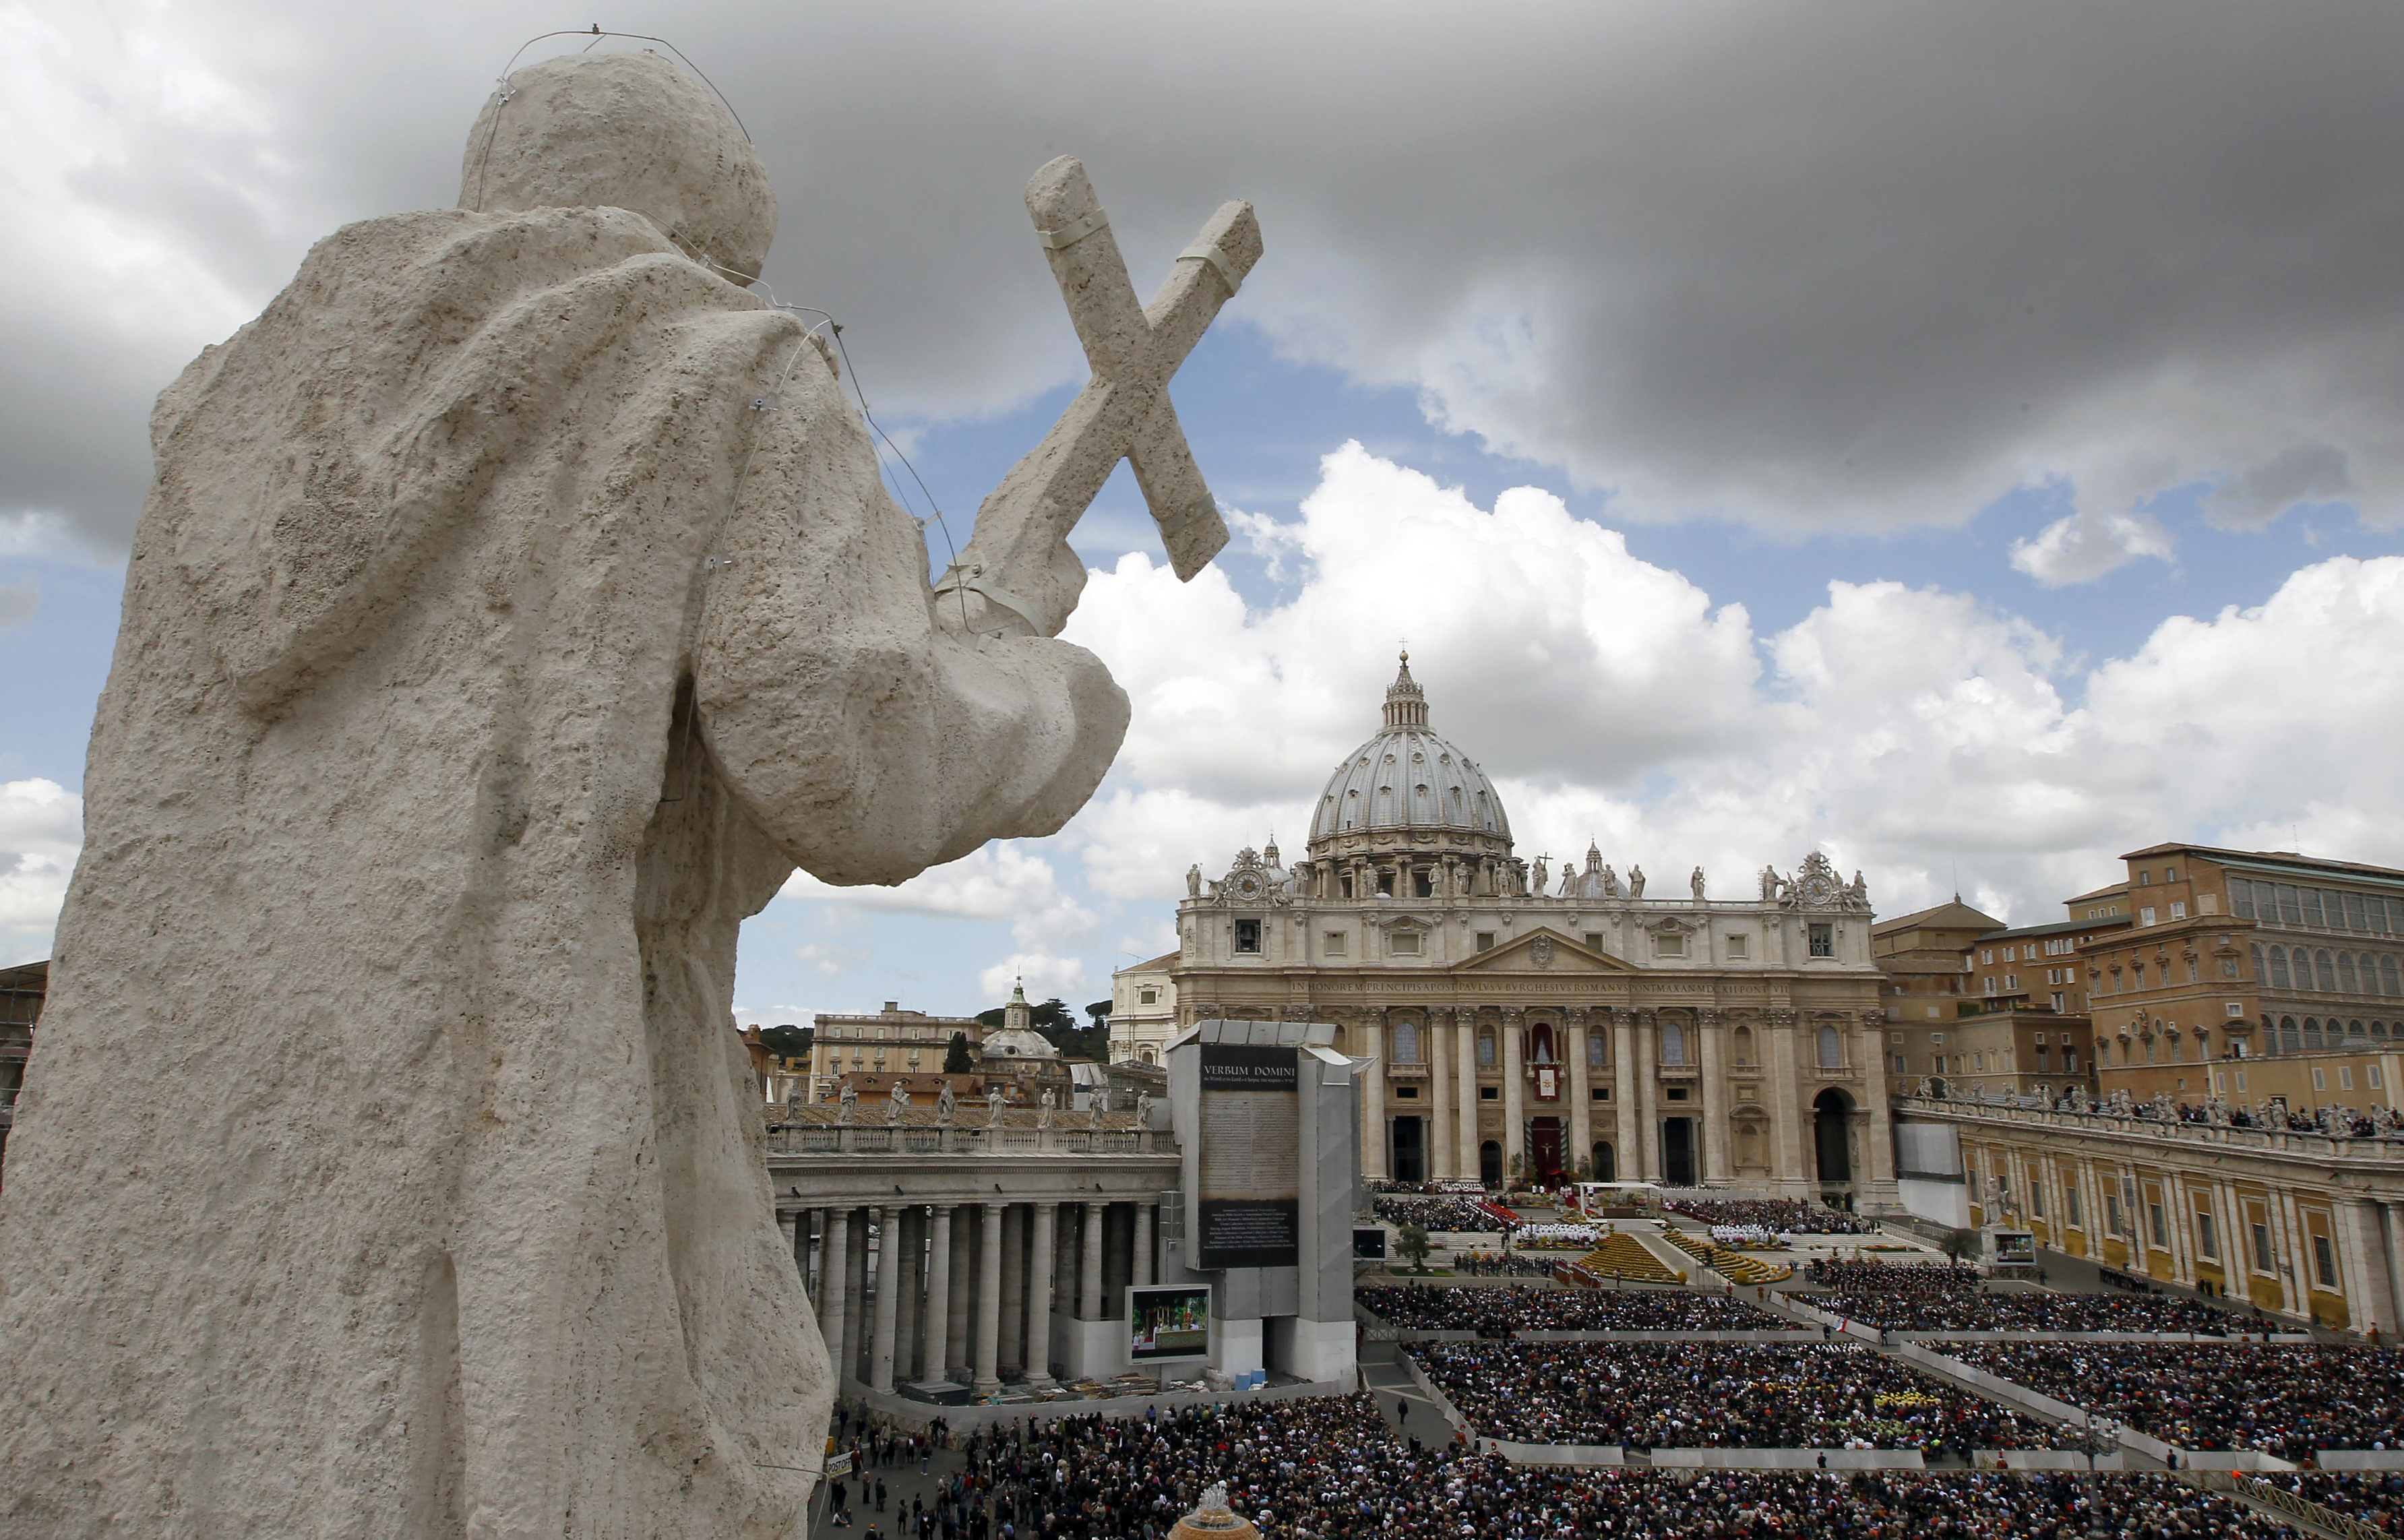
1382,649,1429,729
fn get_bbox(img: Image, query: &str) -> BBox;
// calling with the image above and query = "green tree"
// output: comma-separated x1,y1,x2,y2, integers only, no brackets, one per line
942,1030,973,1075
758,1024,813,1060
1942,1227,1982,1264
1396,1222,1433,1274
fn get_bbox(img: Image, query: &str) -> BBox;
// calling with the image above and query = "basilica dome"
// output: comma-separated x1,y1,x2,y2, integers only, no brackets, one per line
1305,656,1512,859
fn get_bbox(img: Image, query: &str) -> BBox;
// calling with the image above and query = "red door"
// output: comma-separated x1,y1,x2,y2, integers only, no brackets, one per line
1529,1117,1564,1185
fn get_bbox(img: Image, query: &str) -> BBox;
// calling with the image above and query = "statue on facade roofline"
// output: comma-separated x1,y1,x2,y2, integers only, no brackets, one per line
1629,865,1646,898
937,1080,957,1124
1602,864,1619,898
1532,856,1550,896
1692,867,1706,900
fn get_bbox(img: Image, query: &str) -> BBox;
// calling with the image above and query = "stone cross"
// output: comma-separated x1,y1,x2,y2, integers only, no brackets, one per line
936,158,1262,635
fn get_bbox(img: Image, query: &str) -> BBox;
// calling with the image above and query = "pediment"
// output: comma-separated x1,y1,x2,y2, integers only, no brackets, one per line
1453,926,1639,975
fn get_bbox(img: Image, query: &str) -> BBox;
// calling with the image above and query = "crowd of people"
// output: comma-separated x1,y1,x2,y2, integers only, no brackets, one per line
1448,1252,1556,1278
1373,1194,1511,1233
1816,1287,2240,1334
1804,1259,1981,1293
1945,1343,2404,1462
1508,1223,1601,1248
2279,1473,2404,1531
1665,1198,1880,1235
1356,1283,1776,1333
1413,1341,2070,1455
827,1394,2300,1539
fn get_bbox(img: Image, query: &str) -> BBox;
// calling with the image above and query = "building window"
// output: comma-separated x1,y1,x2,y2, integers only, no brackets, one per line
1322,933,1346,957
1809,923,1835,958
1665,1085,1690,1102
1589,1035,1607,1068
1139,987,1159,1004
2004,973,2018,991
1727,934,1749,960
1392,1021,1420,1064
1660,1022,1688,1066
1475,932,1496,953
2105,1193,2122,1235
1890,1053,1907,1074
1394,1085,1419,1099
1233,919,1260,954
1981,950,1995,965
2140,906,2157,927
1817,1024,1843,1069
2066,1187,2083,1228
2170,900,2187,920
1477,1031,1496,1067
1479,1085,1499,1101
1584,932,1605,952
1592,1086,1611,1101
1390,930,1421,956
2148,1203,2168,1250
2252,1222,2276,1274
2314,1233,2339,1291
1656,931,1687,958
2196,1212,2218,1259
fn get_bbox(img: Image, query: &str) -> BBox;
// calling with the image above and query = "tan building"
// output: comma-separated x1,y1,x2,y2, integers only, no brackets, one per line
805,1001,987,1105
1167,657,1895,1206
1107,951,1179,1065
1873,906,2100,1109
1903,1092,2404,1332
2083,843,2404,1104
1871,898,1999,1023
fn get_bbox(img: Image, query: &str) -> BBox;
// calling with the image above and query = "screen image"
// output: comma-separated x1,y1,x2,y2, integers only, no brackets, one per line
1991,1231,2036,1266
1195,1043,1301,1269
1128,1284,1212,1363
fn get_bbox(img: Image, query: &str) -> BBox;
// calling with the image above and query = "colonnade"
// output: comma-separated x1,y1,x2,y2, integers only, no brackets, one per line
778,1199,1157,1393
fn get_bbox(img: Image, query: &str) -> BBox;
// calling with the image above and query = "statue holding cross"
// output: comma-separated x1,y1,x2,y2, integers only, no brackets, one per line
0,50,1258,1540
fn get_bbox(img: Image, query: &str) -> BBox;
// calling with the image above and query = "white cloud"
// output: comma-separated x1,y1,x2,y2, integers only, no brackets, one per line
978,953,1090,1006
0,777,81,965
731,1004,820,1031
1053,447,2404,931
782,841,1094,948
2010,505,2178,586
793,942,871,978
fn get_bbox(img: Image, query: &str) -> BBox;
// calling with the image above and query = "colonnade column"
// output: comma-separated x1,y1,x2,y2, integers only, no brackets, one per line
1025,1202,1058,1386
1428,1007,1455,1179
1501,1008,1527,1183
1134,1203,1155,1287
869,1205,901,1392
946,1207,973,1378
1611,1009,1638,1183
843,1211,869,1382
1698,1009,1730,1183
973,1200,1006,1394
999,1204,1026,1374
1359,1010,1388,1180
894,1208,925,1382
1080,1200,1107,1320
1566,1008,1592,1181
1456,1012,1480,1182
921,1204,954,1386
2341,1199,2394,1336
818,1207,851,1386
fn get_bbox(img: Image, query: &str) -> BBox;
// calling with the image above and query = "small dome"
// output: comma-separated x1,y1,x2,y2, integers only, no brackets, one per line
981,1027,1058,1059
1307,655,1512,850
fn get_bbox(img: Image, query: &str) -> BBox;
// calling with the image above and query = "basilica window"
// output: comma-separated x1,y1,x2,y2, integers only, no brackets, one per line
1475,932,1496,952
1392,1022,1420,1064
1390,931,1421,956
1323,932,1347,956
1808,923,1834,958
1584,933,1605,952
2316,949,2339,992
1529,1024,1555,1064
1139,987,1159,1004
1655,931,1686,958
1588,1035,1607,1068
1726,934,1748,960
1659,1022,1687,1066
1233,919,1261,954
1731,1024,1755,1066
1816,1024,1843,1069
1477,1031,1496,1067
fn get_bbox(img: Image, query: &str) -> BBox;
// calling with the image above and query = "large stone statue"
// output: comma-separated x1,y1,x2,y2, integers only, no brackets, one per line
0,52,1254,1539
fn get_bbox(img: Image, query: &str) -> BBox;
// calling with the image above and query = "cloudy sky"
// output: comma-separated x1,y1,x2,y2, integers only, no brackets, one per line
5,1,2404,1027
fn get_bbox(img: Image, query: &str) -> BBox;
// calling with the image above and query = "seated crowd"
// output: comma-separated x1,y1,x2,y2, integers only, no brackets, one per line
1413,1341,2070,1455
1805,1258,1981,1293
1373,1194,1510,1233
868,1394,2298,1540
2278,1473,2404,1531
1946,1343,2404,1462
1446,1252,1556,1279
1813,1287,2239,1334
1356,1284,1775,1333
1665,1198,1879,1235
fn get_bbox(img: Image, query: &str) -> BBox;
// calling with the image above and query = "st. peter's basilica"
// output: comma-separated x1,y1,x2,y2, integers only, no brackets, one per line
1155,657,1899,1208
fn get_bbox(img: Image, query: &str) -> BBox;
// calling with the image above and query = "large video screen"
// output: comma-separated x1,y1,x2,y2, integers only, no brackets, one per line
1128,1283,1212,1363
1196,1044,1300,1269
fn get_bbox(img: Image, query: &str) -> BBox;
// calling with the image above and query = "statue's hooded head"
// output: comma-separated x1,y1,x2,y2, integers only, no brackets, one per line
460,50,776,282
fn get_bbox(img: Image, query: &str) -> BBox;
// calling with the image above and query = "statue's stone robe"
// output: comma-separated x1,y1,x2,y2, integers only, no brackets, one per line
0,197,1124,1537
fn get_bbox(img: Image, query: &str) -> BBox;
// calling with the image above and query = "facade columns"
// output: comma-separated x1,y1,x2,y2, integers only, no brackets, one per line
1501,1008,1527,1183
1359,1010,1388,1180
973,1200,1006,1394
868,1205,901,1392
1768,1011,1806,1192
1633,1011,1659,1182
1456,1010,1481,1181
1025,1202,1058,1386
921,1204,954,1386
818,1207,851,1384
1611,1009,1638,1183
1567,1008,1593,1180
2341,1199,2395,1337
1080,1200,1107,1320
1857,1012,1898,1196
1698,1009,1729,1183
1428,1008,1455,1179
1134,1203,1155,1287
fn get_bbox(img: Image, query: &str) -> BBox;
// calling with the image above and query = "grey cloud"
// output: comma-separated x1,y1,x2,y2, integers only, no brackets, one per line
8,1,2404,551
0,579,36,634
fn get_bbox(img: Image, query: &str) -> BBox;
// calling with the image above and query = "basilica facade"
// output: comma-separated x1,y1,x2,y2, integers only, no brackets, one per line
1163,658,1898,1208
